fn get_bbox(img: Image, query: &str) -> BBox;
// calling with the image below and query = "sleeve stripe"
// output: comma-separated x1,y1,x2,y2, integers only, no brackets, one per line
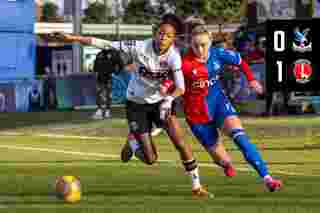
237,54,242,65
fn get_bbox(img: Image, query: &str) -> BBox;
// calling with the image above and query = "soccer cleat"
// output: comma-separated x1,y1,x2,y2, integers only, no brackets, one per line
224,165,236,177
91,109,104,120
265,178,282,192
192,185,214,199
120,142,133,162
104,109,111,119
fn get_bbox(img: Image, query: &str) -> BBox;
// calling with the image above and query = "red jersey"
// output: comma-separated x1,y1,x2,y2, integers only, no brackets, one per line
181,50,211,124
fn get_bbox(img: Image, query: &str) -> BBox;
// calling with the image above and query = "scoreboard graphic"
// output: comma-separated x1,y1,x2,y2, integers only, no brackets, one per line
266,19,319,92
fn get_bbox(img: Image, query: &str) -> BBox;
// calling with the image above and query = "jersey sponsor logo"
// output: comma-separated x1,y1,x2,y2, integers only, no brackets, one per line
192,76,219,88
138,65,170,80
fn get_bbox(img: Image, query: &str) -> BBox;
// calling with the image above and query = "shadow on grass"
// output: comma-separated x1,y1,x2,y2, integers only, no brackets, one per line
0,107,129,131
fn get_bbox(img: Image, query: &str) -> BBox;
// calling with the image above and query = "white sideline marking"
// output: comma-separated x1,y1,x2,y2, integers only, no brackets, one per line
37,133,116,141
0,145,119,159
0,132,119,141
0,132,24,136
0,144,318,177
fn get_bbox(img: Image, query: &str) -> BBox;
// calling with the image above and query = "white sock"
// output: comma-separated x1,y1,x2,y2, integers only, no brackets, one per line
104,109,110,118
95,109,102,115
129,139,140,153
187,167,201,190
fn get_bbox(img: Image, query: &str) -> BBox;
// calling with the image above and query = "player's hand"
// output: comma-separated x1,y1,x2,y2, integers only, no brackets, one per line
160,79,174,97
249,80,263,95
160,96,174,120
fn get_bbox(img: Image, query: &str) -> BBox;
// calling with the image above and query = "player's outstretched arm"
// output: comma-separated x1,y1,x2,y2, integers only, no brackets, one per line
239,60,263,95
221,48,263,95
49,32,114,49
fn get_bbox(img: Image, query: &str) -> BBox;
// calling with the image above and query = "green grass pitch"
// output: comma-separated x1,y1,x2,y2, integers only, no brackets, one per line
0,111,319,212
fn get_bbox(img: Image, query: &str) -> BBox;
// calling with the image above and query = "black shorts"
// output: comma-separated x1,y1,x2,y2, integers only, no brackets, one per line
126,99,178,134
126,100,164,134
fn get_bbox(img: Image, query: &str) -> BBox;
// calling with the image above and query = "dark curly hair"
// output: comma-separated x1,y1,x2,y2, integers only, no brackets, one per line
159,13,184,35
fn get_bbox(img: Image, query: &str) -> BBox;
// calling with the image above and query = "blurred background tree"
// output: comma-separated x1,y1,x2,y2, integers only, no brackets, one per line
122,0,241,24
123,0,158,24
83,1,115,24
41,1,61,22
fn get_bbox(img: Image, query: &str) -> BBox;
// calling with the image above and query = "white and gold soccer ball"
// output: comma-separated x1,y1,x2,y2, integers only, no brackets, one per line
55,176,81,203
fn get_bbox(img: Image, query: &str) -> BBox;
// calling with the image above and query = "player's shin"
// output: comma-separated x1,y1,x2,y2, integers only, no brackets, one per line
166,117,211,196
229,128,282,191
121,133,137,163
230,128,268,177
211,142,232,168
211,143,236,177
199,128,235,177
135,133,158,165
183,159,201,190
165,116,191,161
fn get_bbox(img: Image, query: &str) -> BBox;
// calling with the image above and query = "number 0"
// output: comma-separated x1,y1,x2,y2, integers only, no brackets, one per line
274,31,285,52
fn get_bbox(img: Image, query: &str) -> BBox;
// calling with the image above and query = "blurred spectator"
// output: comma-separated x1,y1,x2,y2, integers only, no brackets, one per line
243,33,265,64
222,65,242,103
0,92,6,112
43,66,57,110
29,84,41,112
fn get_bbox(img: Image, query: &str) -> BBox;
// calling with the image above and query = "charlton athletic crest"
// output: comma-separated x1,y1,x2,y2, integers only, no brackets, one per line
292,27,312,53
292,59,312,84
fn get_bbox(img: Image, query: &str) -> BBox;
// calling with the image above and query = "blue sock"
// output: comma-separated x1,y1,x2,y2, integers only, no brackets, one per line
230,129,269,178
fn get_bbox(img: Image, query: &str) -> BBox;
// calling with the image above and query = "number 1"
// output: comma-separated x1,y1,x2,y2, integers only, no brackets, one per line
276,61,283,83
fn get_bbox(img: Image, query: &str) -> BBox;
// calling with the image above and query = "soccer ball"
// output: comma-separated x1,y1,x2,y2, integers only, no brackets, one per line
55,176,81,203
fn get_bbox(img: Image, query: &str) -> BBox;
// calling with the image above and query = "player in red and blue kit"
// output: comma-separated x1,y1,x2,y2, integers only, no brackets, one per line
181,19,282,192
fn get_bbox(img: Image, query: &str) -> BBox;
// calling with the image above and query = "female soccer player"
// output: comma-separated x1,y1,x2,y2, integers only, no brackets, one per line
54,14,211,198
180,18,282,192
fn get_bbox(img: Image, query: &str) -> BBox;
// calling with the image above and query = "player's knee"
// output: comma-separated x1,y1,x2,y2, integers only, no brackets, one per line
202,140,217,151
165,117,186,151
164,114,179,129
183,159,198,172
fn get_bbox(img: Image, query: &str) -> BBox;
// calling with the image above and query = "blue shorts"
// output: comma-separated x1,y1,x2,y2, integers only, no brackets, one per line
189,90,238,147
206,90,238,128
190,121,219,147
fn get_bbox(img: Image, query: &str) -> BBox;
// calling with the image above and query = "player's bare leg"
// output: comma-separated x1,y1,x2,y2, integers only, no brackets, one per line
165,115,213,198
209,141,236,177
194,126,236,177
121,133,157,165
